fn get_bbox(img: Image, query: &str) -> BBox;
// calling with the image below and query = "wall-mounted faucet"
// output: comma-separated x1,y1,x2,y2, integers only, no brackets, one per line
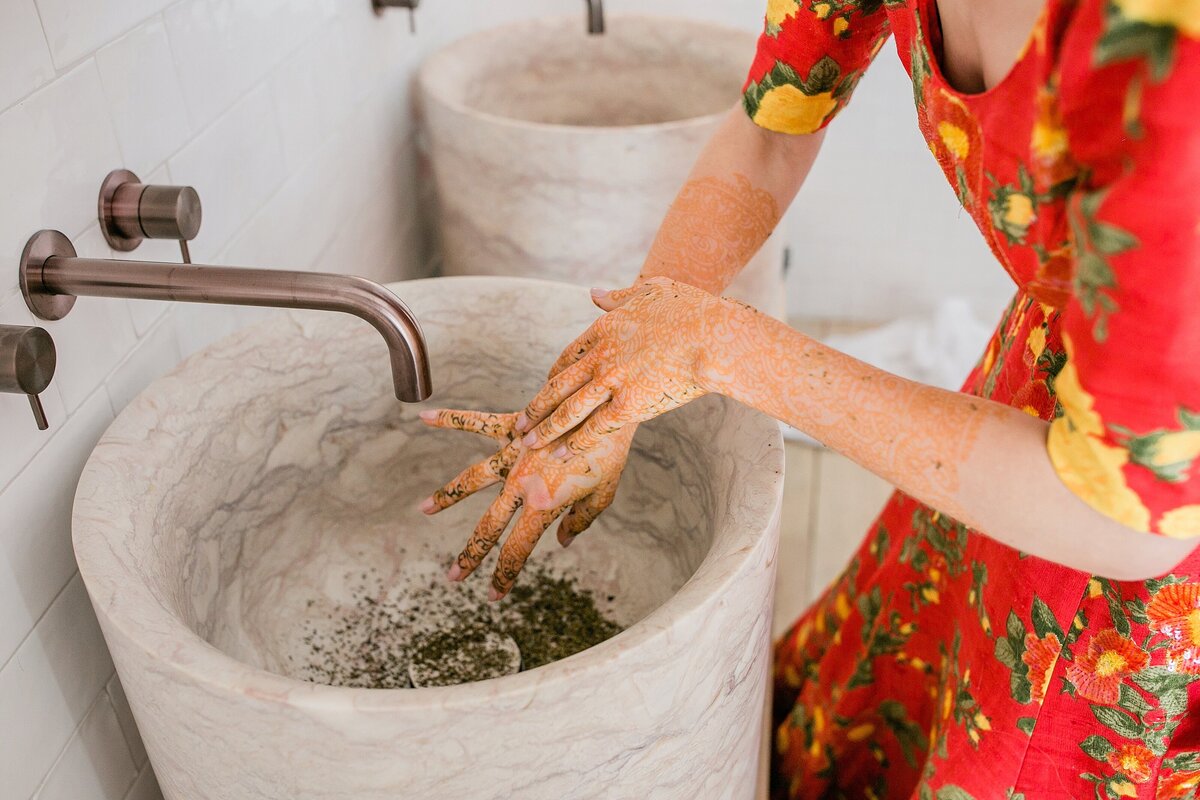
0,324,56,430
585,0,604,34
372,0,419,32
19,229,432,403
99,169,201,263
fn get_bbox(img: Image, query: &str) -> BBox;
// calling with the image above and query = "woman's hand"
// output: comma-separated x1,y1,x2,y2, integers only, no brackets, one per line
517,276,736,457
419,408,635,599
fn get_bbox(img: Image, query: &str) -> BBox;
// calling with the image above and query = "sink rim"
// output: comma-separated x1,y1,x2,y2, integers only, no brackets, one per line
72,275,784,710
417,13,757,135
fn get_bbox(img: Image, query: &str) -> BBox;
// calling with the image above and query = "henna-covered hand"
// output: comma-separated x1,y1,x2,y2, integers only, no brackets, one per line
517,277,731,457
418,408,635,600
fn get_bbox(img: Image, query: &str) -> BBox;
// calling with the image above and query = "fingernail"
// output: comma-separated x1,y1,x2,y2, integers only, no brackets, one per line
553,445,568,459
419,497,436,514
522,431,538,447
418,409,438,422
562,535,576,548
590,288,609,300
488,587,503,602
447,563,463,582
515,412,528,432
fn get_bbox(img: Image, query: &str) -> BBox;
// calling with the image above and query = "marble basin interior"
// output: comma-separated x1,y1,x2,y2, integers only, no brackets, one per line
428,15,751,127
73,277,783,799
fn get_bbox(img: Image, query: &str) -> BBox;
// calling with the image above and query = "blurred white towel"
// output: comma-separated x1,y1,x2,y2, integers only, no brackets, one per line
783,298,994,445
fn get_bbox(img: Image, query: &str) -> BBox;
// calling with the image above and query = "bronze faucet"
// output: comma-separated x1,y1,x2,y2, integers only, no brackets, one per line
19,230,432,402
585,0,604,34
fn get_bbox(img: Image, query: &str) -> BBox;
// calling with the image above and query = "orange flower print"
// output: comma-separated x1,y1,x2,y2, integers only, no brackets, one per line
1146,583,1200,673
1065,629,1149,705
1022,631,1061,703
1159,770,1200,800
1107,743,1154,783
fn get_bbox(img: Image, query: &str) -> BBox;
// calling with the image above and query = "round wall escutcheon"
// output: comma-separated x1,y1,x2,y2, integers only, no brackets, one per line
19,229,78,321
99,168,144,252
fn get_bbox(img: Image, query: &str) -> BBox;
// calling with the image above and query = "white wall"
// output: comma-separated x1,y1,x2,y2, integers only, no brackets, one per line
0,1,1009,798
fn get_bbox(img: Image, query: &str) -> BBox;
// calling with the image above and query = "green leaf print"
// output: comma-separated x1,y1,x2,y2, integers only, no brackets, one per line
1117,683,1153,717
1016,716,1037,736
1080,734,1114,761
1031,597,1065,642
1091,704,1144,739
1164,751,1200,772
935,787,977,800
1094,1,1179,81
1067,188,1137,344
880,699,925,769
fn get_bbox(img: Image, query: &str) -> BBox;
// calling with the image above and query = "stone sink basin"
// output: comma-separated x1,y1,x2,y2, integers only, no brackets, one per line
72,277,783,800
419,16,785,315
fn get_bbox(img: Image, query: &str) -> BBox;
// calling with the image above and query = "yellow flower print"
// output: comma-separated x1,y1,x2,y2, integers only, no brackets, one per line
1160,505,1200,538
1027,325,1047,362
766,0,800,30
1003,193,1036,228
1111,779,1138,798
812,1,832,19
1150,430,1200,468
1114,0,1200,37
1046,336,1152,532
938,122,970,160
833,16,850,36
753,84,838,134
847,723,875,742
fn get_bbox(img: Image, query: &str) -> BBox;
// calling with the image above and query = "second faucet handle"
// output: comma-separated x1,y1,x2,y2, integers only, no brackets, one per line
100,169,201,261
0,325,56,430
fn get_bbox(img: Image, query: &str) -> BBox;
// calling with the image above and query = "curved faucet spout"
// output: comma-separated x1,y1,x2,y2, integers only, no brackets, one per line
20,231,432,402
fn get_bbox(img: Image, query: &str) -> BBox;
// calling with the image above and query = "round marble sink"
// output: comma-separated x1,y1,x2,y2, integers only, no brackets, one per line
418,16,785,316
73,277,783,800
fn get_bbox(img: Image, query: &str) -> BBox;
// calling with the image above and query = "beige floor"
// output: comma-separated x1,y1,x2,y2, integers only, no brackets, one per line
754,319,897,798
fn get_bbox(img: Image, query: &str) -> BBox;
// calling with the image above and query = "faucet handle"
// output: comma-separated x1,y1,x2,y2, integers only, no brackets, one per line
0,325,57,431
99,168,202,259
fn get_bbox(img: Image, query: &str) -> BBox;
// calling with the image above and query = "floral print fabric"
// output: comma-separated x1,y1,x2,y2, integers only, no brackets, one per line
743,0,1200,796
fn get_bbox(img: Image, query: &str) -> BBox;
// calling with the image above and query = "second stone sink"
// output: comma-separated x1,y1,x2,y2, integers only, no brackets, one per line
419,15,786,315
72,277,784,799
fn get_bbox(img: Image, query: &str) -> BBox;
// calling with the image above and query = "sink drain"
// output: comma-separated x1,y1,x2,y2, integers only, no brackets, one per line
407,627,522,688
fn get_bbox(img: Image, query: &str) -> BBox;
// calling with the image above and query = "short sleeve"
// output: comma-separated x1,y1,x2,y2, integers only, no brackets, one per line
1046,0,1200,537
741,0,892,134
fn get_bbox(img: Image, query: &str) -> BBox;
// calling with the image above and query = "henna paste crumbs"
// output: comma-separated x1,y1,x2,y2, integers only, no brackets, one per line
296,562,622,688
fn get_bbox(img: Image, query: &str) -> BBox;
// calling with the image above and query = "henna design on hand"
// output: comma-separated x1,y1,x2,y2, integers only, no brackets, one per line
419,408,635,599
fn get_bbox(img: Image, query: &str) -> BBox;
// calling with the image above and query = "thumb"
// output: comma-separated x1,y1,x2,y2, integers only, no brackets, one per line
589,285,639,312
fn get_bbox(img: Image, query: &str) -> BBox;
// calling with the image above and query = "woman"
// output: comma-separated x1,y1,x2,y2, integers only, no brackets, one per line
418,0,1200,795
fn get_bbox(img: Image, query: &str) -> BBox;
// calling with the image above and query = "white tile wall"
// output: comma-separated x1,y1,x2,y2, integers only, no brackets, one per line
0,0,1011,796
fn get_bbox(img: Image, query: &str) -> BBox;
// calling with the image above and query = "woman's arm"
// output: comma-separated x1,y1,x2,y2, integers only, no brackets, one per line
704,298,1195,581
633,103,824,294
521,280,1195,582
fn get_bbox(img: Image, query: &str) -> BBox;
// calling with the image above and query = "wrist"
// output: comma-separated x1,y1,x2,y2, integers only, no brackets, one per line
694,295,757,396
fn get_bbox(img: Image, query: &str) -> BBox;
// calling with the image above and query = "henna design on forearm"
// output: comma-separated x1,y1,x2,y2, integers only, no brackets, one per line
640,174,781,294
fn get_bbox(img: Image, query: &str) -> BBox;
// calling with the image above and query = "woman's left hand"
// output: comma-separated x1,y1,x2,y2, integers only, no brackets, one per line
517,276,734,457
419,409,636,599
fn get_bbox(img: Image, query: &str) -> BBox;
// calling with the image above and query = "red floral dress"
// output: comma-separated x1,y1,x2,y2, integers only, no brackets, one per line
743,0,1200,797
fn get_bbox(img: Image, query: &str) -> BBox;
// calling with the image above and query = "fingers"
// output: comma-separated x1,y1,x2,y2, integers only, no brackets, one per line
419,408,515,444
590,284,645,312
447,489,521,582
557,477,620,547
553,401,636,458
420,445,517,514
521,381,611,450
546,327,601,381
491,507,559,600
518,356,594,435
